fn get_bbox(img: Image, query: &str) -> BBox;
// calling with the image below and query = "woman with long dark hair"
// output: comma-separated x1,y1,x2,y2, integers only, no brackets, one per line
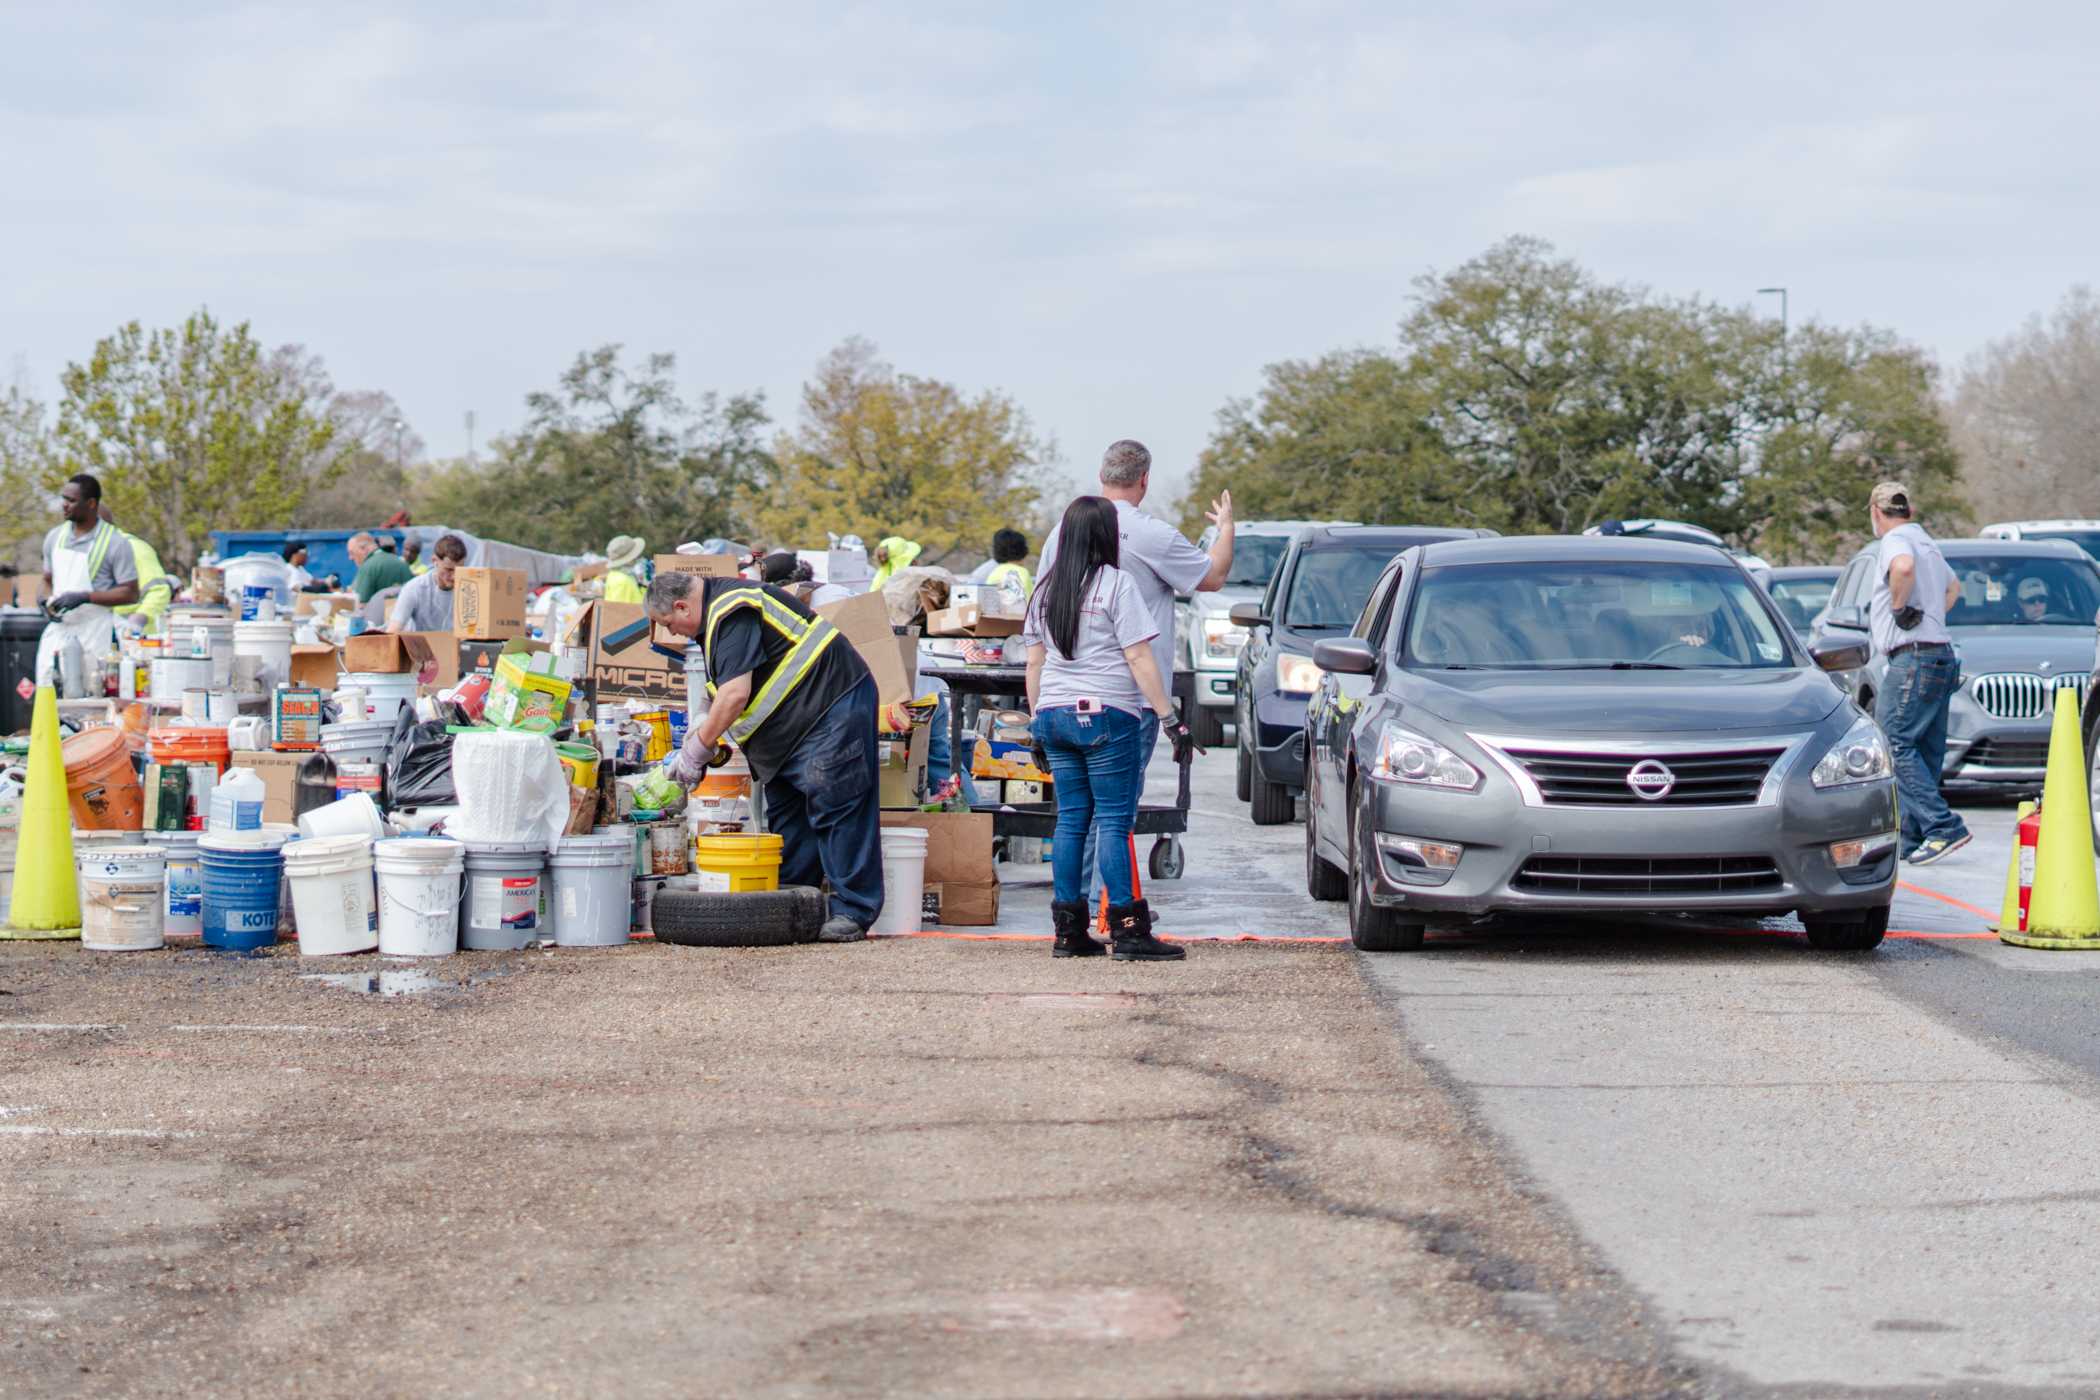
1021,496,1187,961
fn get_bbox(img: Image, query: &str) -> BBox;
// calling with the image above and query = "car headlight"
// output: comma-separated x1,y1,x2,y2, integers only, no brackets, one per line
1811,718,1893,789
1198,616,1247,664
1276,653,1324,695
1370,723,1482,791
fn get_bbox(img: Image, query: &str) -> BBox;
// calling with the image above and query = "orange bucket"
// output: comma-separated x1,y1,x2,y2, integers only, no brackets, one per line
63,728,145,831
150,726,232,776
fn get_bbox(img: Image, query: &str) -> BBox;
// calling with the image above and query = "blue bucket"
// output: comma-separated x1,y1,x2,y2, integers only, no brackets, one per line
201,832,291,951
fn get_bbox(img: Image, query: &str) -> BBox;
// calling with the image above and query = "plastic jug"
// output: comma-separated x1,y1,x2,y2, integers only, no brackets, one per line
207,766,266,832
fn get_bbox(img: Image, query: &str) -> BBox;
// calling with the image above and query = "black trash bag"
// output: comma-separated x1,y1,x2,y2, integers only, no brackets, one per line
384,707,457,809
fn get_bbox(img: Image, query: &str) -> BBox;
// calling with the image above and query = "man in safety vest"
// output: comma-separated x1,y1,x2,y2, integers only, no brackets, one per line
649,571,883,943
603,535,646,604
99,503,173,634
965,528,1033,607
38,474,139,690
869,536,921,591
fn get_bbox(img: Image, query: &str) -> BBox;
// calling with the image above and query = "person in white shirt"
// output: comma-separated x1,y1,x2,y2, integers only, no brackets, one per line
1867,481,1968,866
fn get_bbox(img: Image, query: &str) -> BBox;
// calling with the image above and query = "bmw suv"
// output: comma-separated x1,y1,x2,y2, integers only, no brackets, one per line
1303,536,1896,952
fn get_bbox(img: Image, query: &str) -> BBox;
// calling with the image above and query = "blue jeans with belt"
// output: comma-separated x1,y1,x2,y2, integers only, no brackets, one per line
1076,712,1157,903
766,675,885,928
1032,705,1144,907
1875,645,1968,854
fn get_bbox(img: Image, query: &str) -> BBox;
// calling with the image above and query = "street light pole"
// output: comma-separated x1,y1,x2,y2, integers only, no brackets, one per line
1758,287,1788,373
388,417,404,474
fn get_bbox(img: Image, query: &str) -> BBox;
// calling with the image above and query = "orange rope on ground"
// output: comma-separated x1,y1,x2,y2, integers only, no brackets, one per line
1898,879,2000,923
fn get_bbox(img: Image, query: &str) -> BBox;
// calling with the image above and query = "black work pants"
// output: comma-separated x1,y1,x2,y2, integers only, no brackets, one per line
765,675,884,928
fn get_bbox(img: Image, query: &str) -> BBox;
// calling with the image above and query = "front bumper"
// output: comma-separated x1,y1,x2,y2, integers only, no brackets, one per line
1942,716,2051,789
1361,765,1896,922
1250,687,1311,788
1192,667,1237,710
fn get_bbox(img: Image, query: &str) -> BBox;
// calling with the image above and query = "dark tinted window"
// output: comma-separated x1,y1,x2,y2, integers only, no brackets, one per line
1224,534,1292,590
1354,565,1402,641
1768,576,1835,632
1283,547,1402,629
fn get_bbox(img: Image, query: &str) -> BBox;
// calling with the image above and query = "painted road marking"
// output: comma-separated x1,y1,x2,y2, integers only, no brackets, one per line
0,1023,122,1032
171,1024,376,1034
0,1126,196,1139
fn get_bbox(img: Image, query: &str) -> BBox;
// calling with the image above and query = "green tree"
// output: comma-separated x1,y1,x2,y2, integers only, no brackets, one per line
417,346,771,553
0,382,53,572
51,311,347,568
753,338,1052,564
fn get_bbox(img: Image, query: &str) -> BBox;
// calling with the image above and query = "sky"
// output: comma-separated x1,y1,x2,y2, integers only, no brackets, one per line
5,1,2099,514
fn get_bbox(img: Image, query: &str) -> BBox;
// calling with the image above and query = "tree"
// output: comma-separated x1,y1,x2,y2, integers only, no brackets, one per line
0,380,53,572
752,338,1053,564
416,346,771,553
1947,286,2100,522
289,389,425,528
50,311,348,568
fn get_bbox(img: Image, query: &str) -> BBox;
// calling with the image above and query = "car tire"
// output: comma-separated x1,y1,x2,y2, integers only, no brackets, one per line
1236,733,1252,803
1348,799,1424,952
1189,703,1225,749
1249,765,1295,826
1801,903,1890,952
652,886,827,947
1305,817,1347,902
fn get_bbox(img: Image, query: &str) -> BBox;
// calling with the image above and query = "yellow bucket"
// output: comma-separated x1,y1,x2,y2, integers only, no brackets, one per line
555,742,600,790
692,833,784,893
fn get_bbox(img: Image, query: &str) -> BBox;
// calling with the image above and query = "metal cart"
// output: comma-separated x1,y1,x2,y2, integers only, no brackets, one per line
922,663,1192,881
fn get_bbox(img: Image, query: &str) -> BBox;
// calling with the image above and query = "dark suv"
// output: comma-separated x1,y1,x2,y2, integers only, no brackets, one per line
1232,525,1491,825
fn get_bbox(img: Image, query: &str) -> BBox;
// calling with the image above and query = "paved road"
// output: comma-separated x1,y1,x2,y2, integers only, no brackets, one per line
1036,736,2096,1395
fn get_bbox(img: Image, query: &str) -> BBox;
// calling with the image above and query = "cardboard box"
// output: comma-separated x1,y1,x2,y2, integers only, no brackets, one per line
815,591,918,708
486,650,572,731
239,751,308,826
294,591,357,619
648,555,741,647
344,632,420,674
879,811,995,887
935,879,1001,928
574,601,688,707
878,725,930,810
452,567,527,639
927,603,1024,638
1005,779,1047,804
289,643,343,690
342,632,451,688
460,637,548,680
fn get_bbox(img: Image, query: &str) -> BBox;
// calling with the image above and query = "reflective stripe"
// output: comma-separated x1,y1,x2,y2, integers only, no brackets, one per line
701,586,843,744
987,562,1032,595
83,523,114,582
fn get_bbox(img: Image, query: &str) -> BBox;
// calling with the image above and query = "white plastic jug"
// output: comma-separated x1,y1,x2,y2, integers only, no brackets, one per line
207,766,266,832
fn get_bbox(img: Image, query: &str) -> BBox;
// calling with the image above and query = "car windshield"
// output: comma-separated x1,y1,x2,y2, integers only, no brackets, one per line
1403,561,1793,669
1946,554,2100,626
2024,531,2100,565
1223,534,1291,590
1767,576,1835,633
1282,546,1398,629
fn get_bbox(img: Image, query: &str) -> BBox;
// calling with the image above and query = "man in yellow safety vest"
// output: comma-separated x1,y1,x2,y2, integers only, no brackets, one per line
649,571,882,942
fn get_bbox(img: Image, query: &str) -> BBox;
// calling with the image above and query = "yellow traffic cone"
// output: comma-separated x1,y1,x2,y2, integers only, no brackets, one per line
1994,799,2038,935
3,686,80,938
2004,687,2100,948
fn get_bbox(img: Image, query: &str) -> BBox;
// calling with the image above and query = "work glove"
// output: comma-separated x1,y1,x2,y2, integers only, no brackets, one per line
1031,741,1051,776
47,591,89,616
661,745,704,788
1893,604,1924,631
1162,715,1203,766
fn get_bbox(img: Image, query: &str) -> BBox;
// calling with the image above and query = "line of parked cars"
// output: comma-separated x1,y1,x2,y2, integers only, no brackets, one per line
1183,515,2100,954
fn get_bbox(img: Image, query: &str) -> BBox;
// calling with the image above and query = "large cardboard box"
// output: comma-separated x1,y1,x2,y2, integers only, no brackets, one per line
293,591,357,619
460,637,548,681
815,591,918,707
239,751,308,826
289,644,343,691
452,567,527,639
878,725,930,810
928,602,1024,638
573,602,688,708
342,632,454,688
649,555,740,647
933,879,1001,928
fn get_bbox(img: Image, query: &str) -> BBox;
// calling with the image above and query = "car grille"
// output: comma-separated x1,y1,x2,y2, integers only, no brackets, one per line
1960,737,2050,769
1499,746,1786,806
1970,671,2088,720
1513,855,1784,896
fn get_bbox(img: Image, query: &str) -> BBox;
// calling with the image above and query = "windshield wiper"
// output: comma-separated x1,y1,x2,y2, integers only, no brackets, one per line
1287,622,1348,632
1606,661,1685,670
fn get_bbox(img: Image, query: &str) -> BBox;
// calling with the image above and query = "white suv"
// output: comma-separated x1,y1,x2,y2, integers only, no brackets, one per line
1176,521,1355,746
1979,520,2100,565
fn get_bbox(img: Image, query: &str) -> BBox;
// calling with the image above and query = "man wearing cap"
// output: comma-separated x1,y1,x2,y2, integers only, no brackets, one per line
2016,577,2054,623
1868,481,1969,865
604,536,645,604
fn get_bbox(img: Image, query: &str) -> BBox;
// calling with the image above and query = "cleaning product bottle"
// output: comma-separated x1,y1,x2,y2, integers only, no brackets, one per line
207,766,266,832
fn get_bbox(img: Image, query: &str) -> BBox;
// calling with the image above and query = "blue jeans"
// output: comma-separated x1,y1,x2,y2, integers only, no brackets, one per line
766,676,885,927
1077,713,1157,903
925,693,980,807
1034,705,1144,907
1875,647,1968,853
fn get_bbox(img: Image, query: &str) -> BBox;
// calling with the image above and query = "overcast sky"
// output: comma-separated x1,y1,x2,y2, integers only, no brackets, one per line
5,1,2097,511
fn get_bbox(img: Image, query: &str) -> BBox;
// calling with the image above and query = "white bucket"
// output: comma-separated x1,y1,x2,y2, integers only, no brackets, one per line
332,687,369,724
342,672,419,726
320,720,393,767
151,655,214,702
143,829,203,938
459,840,548,951
165,611,236,688
285,835,378,956
74,829,140,911
234,620,295,693
872,828,929,936
297,791,388,842
373,837,464,956
0,820,15,924
80,846,167,952
549,831,635,947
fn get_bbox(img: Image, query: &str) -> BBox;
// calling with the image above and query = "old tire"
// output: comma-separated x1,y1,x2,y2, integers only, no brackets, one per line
1189,703,1225,749
652,886,827,947
1802,904,1889,952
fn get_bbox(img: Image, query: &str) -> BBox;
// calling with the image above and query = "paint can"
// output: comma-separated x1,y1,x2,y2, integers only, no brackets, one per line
199,828,291,951
143,828,203,938
549,831,635,947
283,835,377,956
373,837,465,957
459,840,547,951
334,762,383,803
648,821,688,876
79,845,168,952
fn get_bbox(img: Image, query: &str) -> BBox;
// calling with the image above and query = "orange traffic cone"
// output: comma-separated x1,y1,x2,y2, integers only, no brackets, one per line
4,686,80,938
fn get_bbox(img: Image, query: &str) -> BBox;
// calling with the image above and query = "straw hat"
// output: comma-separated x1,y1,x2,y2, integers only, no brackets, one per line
606,536,646,571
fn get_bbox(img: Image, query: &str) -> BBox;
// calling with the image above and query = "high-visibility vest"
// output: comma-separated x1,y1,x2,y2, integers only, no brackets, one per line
62,523,119,593
605,569,644,604
700,583,843,746
113,532,171,622
986,561,1032,597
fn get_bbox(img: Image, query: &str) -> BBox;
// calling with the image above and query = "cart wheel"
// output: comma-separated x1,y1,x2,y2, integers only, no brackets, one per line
1149,837,1186,882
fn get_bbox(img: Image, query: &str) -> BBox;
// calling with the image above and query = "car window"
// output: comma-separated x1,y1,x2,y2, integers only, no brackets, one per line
1354,565,1402,641
1261,548,1291,620
1768,576,1835,631
1282,547,1402,630
1945,554,2100,626
1224,534,1292,591
1838,557,1872,609
1403,561,1793,670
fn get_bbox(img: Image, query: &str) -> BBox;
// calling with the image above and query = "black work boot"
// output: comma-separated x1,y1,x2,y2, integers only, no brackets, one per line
1109,900,1184,962
1051,900,1104,958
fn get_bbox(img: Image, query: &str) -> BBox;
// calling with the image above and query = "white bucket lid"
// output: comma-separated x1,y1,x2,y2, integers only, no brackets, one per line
234,620,294,635
373,836,465,870
283,834,373,863
201,827,294,852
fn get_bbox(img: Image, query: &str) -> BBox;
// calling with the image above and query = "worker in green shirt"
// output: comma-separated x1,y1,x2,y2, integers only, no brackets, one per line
99,504,175,634
348,532,416,604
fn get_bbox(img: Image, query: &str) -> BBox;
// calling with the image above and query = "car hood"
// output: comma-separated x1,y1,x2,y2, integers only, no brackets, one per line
1949,626,2097,675
1188,584,1265,615
1408,667,1847,737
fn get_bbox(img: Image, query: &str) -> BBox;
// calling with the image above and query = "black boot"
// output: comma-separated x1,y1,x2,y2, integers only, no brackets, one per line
1051,900,1104,958
1109,900,1184,962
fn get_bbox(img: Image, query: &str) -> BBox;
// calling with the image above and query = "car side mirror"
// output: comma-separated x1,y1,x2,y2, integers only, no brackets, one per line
1229,602,1268,627
1824,605,1868,633
1312,638,1377,676
1812,637,1870,673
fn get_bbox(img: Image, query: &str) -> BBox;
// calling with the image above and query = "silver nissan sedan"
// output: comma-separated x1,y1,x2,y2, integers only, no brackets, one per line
1303,536,1897,952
